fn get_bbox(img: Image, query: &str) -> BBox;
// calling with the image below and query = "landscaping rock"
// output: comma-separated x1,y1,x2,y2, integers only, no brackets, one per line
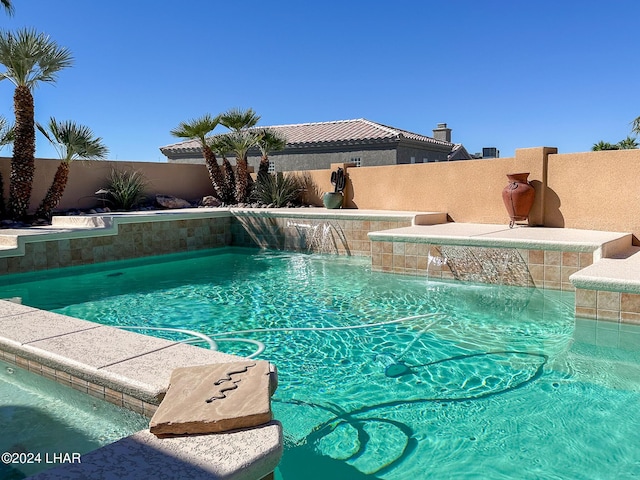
201,196,222,207
156,194,192,209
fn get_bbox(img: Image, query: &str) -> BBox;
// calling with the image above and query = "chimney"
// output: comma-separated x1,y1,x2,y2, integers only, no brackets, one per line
432,123,452,143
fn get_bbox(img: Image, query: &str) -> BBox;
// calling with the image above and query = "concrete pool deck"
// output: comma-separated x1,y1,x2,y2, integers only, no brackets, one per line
0,300,282,480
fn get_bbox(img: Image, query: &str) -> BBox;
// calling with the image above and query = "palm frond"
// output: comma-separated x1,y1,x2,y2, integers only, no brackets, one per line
39,116,108,162
170,114,220,145
220,107,260,131
224,130,261,160
1,0,14,16
256,128,287,157
0,28,73,88
0,115,13,147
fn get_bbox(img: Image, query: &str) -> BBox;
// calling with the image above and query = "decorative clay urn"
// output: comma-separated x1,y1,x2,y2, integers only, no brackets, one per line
502,173,535,228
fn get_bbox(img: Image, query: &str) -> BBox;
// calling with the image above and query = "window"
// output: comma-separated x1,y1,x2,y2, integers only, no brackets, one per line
410,156,416,164
350,157,361,167
268,161,275,173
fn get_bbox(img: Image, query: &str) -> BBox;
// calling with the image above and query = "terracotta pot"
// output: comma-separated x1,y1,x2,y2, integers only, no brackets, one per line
502,173,535,228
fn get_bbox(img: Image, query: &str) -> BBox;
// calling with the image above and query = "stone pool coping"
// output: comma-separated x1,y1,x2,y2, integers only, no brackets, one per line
0,300,282,480
367,223,633,259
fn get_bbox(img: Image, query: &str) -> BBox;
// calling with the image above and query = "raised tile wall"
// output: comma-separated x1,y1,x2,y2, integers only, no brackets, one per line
0,216,232,275
575,289,640,325
371,241,594,291
232,216,412,256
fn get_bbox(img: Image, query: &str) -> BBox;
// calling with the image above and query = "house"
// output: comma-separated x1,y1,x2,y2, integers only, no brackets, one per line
159,118,472,172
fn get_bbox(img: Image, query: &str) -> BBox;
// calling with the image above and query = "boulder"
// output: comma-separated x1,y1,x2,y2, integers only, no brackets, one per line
201,195,222,207
156,194,192,209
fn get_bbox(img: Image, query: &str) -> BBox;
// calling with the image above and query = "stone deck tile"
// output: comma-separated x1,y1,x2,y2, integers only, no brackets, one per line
103,343,242,399
369,223,632,254
570,246,640,294
29,421,283,480
0,308,99,345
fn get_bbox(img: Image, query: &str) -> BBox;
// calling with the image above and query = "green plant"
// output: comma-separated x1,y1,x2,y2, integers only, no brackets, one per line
105,169,147,210
0,28,73,220
252,172,302,207
36,117,108,219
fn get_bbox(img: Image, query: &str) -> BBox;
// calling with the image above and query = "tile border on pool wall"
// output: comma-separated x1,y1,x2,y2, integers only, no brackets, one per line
0,350,159,416
575,289,640,325
231,215,413,255
370,241,594,292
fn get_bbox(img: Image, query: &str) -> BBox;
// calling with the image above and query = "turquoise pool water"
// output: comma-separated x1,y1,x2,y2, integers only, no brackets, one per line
0,359,148,479
1,248,640,479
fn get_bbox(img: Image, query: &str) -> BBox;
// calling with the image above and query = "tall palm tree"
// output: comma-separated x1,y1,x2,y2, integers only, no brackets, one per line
219,108,261,203
0,115,14,217
0,28,73,220
256,128,287,177
35,118,108,219
222,129,261,203
208,134,235,203
170,114,226,200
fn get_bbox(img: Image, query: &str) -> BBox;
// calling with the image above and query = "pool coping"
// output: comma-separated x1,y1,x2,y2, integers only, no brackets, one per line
0,300,282,480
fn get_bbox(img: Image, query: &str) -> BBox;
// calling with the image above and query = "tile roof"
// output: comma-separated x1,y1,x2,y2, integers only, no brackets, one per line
160,118,453,155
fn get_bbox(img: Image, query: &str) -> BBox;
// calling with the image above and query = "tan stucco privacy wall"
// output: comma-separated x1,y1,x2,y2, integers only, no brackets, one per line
301,147,640,240
0,157,215,211
1,146,639,239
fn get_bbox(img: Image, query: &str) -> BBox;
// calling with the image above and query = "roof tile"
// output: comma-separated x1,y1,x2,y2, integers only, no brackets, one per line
160,118,452,155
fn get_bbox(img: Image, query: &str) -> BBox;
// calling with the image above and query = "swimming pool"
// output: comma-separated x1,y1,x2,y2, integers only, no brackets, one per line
1,248,640,479
0,359,149,479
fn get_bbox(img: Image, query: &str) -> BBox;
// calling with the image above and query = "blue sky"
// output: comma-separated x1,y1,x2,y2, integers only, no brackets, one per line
1,0,638,161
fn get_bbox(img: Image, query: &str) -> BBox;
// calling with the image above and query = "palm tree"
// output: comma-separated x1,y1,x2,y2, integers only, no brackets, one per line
170,114,226,200
208,134,235,203
617,136,638,150
35,118,108,219
632,116,640,136
592,141,619,151
219,108,260,131
222,129,261,203
1,0,14,16
256,128,287,177
0,115,14,217
219,108,261,203
0,28,73,220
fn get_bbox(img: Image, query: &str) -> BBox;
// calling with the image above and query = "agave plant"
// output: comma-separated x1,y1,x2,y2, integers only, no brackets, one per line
170,115,226,200
36,117,108,219
252,172,302,207
105,169,147,210
0,28,73,220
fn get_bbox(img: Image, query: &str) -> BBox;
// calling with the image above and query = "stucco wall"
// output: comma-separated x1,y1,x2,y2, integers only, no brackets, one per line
545,150,640,234
299,148,548,225
0,157,214,211
2,147,640,239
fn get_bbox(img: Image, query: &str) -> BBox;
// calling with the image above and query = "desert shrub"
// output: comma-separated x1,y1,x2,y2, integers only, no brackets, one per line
252,172,302,207
105,169,147,210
